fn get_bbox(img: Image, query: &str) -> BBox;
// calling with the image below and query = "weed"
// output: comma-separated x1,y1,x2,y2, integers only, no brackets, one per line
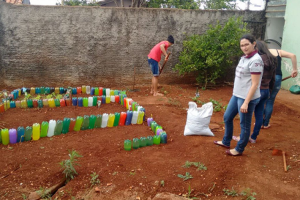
34,95,41,100
160,180,165,187
112,171,118,176
21,194,27,199
182,161,207,171
178,172,193,181
37,187,51,199
168,98,181,107
209,98,223,112
240,188,256,200
223,187,239,197
223,104,228,111
187,184,199,199
130,171,136,176
90,172,100,187
56,94,63,100
59,150,82,182
287,165,292,171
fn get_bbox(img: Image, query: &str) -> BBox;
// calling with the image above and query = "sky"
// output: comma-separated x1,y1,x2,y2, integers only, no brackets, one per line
30,0,266,10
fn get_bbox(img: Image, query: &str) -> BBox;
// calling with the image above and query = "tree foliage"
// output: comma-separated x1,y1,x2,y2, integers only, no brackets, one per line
148,0,200,9
200,0,248,10
174,17,249,88
58,0,101,6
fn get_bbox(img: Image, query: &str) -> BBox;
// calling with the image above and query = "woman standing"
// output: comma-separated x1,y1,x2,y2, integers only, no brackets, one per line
262,49,298,128
214,34,263,156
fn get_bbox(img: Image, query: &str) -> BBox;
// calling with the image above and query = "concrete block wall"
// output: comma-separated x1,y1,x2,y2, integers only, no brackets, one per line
0,2,266,88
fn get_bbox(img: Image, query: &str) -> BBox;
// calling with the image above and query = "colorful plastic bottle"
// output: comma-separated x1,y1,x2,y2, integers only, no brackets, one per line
125,111,133,125
72,88,77,95
103,88,106,96
140,137,147,147
59,87,64,94
38,100,43,108
60,99,66,107
30,87,35,95
88,97,93,107
102,96,106,105
0,104,5,113
95,114,102,128
1,129,9,145
17,127,25,142
114,90,119,95
119,112,127,126
132,138,139,149
71,97,77,106
91,87,95,95
9,101,15,108
62,118,71,134
69,118,76,131
147,117,153,126
48,98,55,108
153,135,161,145
55,87,60,94
81,115,89,130
106,88,111,97
9,129,17,144
77,87,82,94
99,87,103,96
24,126,32,141
131,111,138,124
95,87,99,96
124,97,128,108
156,129,163,136
132,102,137,111
32,123,40,140
146,136,153,146
160,132,167,144
137,111,144,124
106,96,111,104
155,125,163,134
78,97,83,107
101,113,108,128
151,121,157,132
83,97,88,107
107,114,115,127
27,99,33,108
89,115,96,129
47,120,56,137
124,140,131,151
40,87,45,94
110,90,114,96
113,113,120,127
93,96,97,106
32,100,38,108
128,99,133,110
82,85,86,94
66,99,71,106
43,99,49,107
54,99,60,107
86,86,91,94
54,120,63,135
40,121,49,137
111,96,115,103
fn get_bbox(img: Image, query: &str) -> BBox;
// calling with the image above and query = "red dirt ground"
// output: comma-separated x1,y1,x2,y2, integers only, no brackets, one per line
0,84,300,200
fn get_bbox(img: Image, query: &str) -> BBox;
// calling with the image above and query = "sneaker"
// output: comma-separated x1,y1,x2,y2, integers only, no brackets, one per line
249,138,256,143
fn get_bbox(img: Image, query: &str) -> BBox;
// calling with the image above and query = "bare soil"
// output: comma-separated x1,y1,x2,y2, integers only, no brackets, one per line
0,84,300,200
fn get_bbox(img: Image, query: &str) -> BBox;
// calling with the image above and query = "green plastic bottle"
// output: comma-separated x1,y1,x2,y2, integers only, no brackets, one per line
95,87,99,96
146,136,153,146
62,118,71,134
54,99,60,107
93,96,97,106
83,97,88,107
81,115,89,130
24,126,32,141
38,100,43,108
113,113,120,126
54,120,63,135
40,87,45,94
124,139,131,151
1,129,9,145
89,115,96,129
132,138,139,149
27,99,33,108
0,129,2,144
95,114,102,128
153,135,161,145
151,121,157,132
74,116,83,131
103,88,106,96
40,121,49,137
140,137,147,147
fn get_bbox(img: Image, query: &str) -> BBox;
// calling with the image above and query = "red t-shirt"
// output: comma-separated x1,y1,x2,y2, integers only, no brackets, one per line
148,41,169,62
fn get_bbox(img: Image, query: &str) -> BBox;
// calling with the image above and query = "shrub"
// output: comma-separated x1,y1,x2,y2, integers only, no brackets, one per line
175,17,249,89
60,150,83,182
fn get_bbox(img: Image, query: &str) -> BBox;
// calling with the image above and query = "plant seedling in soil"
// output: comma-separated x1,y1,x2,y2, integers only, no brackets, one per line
223,187,239,197
37,187,52,199
182,161,207,171
60,150,82,183
209,98,223,112
240,188,257,200
21,194,27,199
160,180,165,187
90,172,100,187
187,184,199,199
287,165,292,171
178,172,193,181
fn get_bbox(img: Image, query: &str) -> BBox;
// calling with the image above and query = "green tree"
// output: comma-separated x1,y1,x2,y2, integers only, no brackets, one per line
200,0,248,10
174,17,249,89
148,0,200,9
58,0,100,6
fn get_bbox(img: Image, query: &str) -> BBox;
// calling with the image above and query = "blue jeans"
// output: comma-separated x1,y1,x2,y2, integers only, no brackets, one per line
251,89,269,140
222,95,260,153
263,75,282,126
148,58,159,76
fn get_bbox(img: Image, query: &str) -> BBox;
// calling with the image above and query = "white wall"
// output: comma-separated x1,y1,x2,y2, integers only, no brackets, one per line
264,18,284,49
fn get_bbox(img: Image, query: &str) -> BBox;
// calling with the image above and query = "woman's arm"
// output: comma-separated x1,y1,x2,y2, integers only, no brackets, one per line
279,50,298,77
240,74,261,113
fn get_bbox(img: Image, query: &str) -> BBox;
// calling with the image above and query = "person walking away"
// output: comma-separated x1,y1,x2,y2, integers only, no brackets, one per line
148,35,174,96
263,49,298,128
214,34,263,156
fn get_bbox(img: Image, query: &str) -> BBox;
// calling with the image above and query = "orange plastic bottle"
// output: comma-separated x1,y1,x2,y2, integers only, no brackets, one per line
119,112,127,126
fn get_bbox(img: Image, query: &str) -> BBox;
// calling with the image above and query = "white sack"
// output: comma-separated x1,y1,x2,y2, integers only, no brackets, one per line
184,102,214,136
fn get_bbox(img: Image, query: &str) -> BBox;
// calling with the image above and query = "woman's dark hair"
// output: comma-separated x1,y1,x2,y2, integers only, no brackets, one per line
256,40,277,67
240,34,256,44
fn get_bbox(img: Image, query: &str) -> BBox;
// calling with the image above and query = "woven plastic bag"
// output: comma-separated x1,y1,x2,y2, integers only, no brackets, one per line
184,102,214,136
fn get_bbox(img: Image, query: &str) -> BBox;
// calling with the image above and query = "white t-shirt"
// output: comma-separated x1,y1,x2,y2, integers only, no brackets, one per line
233,51,263,100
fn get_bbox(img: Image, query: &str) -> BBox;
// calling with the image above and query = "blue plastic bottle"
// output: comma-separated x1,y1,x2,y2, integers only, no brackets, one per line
91,87,95,95
72,97,78,106
72,88,77,95
78,97,83,107
125,111,133,125
102,96,106,105
17,127,25,142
